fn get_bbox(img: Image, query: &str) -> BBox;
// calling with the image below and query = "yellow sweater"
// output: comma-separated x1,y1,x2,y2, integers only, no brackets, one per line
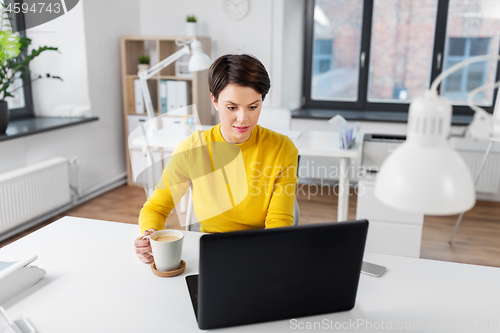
139,124,298,233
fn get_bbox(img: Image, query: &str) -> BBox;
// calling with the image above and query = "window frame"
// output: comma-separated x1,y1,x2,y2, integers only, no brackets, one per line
5,0,35,120
442,37,491,100
302,0,500,117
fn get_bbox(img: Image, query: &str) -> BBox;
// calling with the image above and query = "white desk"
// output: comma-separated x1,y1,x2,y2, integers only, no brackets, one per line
1,217,499,333
133,128,359,222
291,131,359,222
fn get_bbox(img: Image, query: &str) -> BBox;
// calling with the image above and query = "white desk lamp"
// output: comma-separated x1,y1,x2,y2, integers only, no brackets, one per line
136,38,210,198
375,54,500,216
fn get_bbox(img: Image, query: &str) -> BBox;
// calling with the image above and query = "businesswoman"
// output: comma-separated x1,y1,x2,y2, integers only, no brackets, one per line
134,54,298,263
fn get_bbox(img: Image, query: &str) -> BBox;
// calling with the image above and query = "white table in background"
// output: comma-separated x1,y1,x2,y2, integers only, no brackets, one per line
291,130,359,222
133,128,360,222
1,217,499,333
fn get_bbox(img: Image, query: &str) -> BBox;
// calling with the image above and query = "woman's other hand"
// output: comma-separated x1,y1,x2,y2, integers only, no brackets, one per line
134,229,157,263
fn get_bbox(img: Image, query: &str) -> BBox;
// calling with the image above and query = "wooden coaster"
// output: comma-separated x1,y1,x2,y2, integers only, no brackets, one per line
151,260,186,278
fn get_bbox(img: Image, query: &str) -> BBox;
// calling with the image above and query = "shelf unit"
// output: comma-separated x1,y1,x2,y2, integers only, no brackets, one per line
120,35,212,186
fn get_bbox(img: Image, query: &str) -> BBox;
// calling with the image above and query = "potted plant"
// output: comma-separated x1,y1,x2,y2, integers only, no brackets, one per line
0,4,61,134
137,54,150,72
186,15,197,36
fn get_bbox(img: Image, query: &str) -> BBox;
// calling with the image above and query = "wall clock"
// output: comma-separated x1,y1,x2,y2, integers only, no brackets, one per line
223,0,250,20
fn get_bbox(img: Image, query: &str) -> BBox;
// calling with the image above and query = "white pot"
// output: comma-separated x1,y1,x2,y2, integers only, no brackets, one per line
186,22,197,36
138,64,150,73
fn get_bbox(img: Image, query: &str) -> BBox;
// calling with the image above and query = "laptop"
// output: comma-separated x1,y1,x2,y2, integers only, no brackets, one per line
186,220,369,330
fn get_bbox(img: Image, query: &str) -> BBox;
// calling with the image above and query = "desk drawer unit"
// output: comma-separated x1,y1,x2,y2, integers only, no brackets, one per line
356,177,424,258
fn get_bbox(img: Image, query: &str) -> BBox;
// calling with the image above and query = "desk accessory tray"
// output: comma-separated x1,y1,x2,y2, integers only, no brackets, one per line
0,256,46,305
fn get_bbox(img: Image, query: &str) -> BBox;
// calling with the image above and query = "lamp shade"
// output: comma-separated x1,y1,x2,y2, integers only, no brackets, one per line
188,40,211,72
374,92,476,215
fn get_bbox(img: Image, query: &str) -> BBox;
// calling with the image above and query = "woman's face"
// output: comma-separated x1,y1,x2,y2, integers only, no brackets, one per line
211,83,262,144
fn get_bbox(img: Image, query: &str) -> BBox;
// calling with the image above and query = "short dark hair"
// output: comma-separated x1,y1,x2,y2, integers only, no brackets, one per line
208,54,271,102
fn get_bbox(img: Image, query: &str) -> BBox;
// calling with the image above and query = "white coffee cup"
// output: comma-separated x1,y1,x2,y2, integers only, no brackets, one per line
143,230,184,272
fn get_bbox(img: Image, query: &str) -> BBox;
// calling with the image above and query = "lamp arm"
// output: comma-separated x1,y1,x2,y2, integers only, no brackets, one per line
175,38,196,46
430,54,500,92
137,45,191,122
467,81,500,115
138,78,156,122
465,80,500,139
139,45,190,80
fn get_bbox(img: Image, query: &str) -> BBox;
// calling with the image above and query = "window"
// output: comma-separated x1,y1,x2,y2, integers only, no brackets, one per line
303,0,500,116
308,0,363,104
442,38,491,100
367,0,437,103
440,0,500,106
3,1,34,120
313,39,333,75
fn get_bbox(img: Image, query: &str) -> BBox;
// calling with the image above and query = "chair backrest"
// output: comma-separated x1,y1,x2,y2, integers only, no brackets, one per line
257,107,292,131
185,187,300,231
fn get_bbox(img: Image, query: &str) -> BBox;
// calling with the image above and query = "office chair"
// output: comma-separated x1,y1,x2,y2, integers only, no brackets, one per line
184,187,300,231
257,107,292,131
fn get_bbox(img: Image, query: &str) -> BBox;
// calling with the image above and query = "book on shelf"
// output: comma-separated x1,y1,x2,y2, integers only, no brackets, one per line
176,81,188,109
134,79,145,114
160,80,168,114
166,80,177,113
166,80,188,113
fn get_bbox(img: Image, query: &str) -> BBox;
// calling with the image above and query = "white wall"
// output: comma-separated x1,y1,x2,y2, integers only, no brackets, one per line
138,0,274,107
280,0,305,110
27,3,91,117
0,0,141,195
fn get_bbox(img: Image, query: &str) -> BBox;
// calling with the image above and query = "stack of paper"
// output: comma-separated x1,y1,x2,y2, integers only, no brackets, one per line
328,115,360,150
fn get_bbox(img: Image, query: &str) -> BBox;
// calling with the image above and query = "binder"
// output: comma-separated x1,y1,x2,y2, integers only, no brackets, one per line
176,81,188,109
134,79,145,114
160,80,168,114
167,80,177,112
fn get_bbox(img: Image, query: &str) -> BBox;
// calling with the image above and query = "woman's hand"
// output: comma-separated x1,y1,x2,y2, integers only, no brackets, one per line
134,229,157,263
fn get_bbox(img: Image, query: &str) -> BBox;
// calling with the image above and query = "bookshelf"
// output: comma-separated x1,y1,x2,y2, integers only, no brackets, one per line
120,36,212,186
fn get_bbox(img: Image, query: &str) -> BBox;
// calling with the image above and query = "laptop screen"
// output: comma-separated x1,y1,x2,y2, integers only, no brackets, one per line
187,220,368,330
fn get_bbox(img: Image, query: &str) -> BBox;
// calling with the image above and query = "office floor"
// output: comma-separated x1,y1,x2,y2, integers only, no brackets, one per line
1,185,499,268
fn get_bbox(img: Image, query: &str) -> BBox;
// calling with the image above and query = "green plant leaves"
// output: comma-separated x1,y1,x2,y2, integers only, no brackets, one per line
0,34,59,100
0,30,21,62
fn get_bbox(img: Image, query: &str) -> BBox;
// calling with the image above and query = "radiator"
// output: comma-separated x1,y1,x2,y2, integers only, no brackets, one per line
0,157,71,234
458,151,500,194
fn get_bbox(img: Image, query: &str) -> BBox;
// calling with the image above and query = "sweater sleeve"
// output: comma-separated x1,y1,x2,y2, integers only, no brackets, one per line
138,138,192,233
264,137,299,229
